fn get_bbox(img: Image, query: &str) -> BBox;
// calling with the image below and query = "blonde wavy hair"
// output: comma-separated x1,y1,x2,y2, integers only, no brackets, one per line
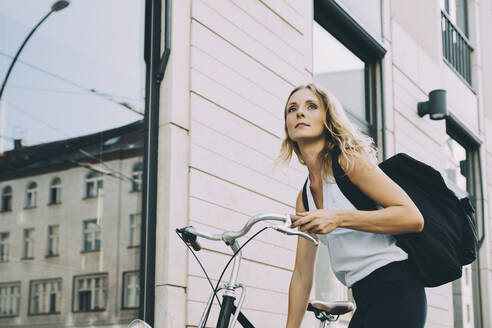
278,83,378,180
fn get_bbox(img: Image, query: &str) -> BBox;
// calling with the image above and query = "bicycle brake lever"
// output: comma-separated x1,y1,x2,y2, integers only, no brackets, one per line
272,226,319,246
176,227,202,251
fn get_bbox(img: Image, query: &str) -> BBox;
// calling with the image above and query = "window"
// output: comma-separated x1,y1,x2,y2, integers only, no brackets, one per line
131,162,143,192
25,182,37,208
122,272,139,309
83,219,101,252
49,177,61,204
0,232,9,262
0,283,20,317
73,274,108,312
1,186,12,212
23,228,35,259
47,225,59,256
440,0,472,85
29,279,61,314
313,20,377,138
85,171,103,198
129,214,141,247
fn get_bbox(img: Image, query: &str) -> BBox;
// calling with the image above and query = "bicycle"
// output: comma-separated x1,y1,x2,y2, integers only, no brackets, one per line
128,213,355,328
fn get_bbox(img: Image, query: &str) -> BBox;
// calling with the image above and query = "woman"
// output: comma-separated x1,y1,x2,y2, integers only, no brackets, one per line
280,84,427,328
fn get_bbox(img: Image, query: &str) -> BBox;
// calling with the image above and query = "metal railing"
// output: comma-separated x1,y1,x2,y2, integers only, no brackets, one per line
441,10,473,86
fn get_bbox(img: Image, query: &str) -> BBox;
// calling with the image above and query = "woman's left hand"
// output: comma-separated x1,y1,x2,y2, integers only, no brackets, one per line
291,209,342,234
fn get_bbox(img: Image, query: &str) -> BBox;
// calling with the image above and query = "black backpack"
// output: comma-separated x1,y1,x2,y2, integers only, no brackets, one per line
302,147,478,287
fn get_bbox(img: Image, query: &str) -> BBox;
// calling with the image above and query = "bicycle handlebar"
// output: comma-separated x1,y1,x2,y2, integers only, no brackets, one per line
177,213,319,249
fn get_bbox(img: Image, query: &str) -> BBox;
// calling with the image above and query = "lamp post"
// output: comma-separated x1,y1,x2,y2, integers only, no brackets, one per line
0,0,70,102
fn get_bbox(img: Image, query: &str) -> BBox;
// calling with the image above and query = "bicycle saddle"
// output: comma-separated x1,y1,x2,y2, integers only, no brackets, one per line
307,300,355,315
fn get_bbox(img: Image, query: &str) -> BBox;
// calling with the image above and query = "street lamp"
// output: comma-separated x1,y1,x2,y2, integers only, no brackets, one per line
0,0,70,102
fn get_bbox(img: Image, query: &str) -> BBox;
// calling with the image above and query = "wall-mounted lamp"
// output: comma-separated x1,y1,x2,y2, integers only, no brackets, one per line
418,89,447,120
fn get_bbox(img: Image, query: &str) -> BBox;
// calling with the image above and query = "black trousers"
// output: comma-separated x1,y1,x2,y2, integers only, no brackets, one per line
348,260,427,328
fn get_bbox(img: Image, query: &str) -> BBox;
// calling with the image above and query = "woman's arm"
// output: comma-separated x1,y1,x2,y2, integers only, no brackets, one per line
291,155,424,235
286,191,318,328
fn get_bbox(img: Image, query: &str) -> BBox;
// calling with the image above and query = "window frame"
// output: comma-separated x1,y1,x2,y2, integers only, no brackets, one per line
72,273,108,313
122,271,140,310
25,181,37,209
22,228,35,259
82,219,101,252
314,0,383,151
28,278,62,315
131,162,143,192
0,232,9,262
1,186,12,212
445,116,484,327
49,177,62,205
129,214,141,248
84,171,104,199
0,281,21,318
46,225,60,257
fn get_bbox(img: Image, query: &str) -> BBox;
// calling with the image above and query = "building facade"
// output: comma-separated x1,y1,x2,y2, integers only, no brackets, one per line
0,122,143,327
154,0,492,327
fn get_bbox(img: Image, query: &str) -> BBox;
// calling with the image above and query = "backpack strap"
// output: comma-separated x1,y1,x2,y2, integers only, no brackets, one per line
331,147,378,211
302,178,309,211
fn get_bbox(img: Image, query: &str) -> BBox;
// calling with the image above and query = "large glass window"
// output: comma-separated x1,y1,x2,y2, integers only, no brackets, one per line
313,21,376,138
0,282,20,317
29,279,61,315
0,1,146,325
444,120,484,328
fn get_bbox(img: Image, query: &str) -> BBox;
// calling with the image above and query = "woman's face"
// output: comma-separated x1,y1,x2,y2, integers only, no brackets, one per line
285,88,326,143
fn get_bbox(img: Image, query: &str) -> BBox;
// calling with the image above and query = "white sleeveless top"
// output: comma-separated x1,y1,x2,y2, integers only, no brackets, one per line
306,177,408,287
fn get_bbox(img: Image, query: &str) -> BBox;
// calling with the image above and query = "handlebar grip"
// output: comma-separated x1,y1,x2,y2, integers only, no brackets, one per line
190,240,201,251
177,227,202,251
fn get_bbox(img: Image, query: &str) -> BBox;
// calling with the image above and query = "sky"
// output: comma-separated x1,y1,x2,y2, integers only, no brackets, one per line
0,0,146,152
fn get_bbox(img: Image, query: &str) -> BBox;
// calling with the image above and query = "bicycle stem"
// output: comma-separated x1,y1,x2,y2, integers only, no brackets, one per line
224,241,242,297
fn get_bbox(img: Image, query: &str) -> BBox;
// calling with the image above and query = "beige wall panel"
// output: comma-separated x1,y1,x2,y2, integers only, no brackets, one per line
159,0,191,129
188,275,287,314
394,112,444,171
392,68,447,145
189,169,292,217
188,249,291,293
190,46,284,120
231,0,304,53
187,300,313,328
192,0,307,85
190,22,293,103
189,197,296,251
442,65,479,132
391,0,440,63
154,285,186,328
190,94,282,161
486,119,492,153
190,120,305,188
155,124,189,287
190,140,298,205
257,0,303,33
200,0,304,71
191,69,282,136
391,21,420,84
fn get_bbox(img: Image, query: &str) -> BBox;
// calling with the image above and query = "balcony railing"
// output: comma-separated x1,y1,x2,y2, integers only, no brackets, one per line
441,10,473,86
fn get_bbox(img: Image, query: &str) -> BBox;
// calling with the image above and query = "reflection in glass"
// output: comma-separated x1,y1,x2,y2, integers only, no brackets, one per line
313,21,367,131
0,1,145,326
445,137,467,193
